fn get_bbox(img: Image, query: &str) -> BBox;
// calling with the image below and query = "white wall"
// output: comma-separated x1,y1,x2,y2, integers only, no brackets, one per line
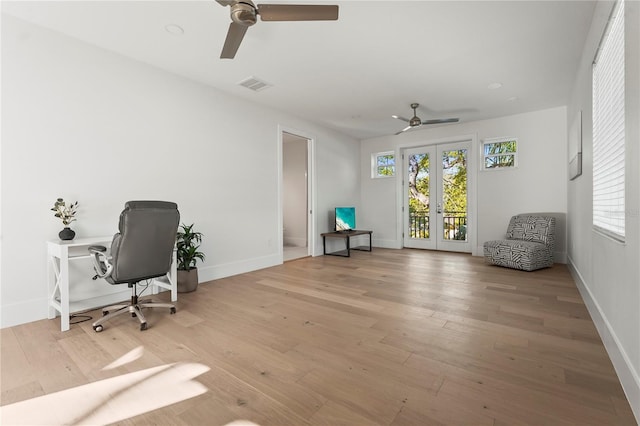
360,106,568,260
0,14,360,327
566,1,640,420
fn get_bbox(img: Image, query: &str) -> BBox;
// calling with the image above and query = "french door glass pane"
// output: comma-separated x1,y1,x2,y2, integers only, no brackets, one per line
441,149,468,241
408,153,430,239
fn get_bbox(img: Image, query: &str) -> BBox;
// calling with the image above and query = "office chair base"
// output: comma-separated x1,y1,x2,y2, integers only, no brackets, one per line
92,299,176,332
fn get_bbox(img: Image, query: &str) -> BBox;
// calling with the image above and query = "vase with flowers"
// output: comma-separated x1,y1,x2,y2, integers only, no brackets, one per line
51,198,78,240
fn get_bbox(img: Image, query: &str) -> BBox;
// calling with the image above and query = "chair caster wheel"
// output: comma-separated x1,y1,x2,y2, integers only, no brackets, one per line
140,323,147,331
132,313,137,318
102,311,109,316
170,307,176,314
93,325,103,332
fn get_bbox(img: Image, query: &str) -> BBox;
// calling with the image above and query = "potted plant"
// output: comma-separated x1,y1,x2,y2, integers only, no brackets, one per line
51,198,78,240
176,223,205,293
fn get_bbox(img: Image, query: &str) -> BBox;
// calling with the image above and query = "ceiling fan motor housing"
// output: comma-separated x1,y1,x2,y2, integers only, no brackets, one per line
409,103,421,126
231,1,257,26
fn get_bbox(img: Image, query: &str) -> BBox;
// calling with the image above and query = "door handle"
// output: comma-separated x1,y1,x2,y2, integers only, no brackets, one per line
437,203,442,214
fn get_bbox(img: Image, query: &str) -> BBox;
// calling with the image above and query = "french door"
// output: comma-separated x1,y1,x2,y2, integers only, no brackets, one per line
403,141,471,253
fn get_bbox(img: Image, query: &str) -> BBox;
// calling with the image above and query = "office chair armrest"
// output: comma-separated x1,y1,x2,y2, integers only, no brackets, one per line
88,245,113,279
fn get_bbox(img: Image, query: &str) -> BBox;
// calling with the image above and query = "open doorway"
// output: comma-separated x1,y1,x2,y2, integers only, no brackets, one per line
282,131,312,261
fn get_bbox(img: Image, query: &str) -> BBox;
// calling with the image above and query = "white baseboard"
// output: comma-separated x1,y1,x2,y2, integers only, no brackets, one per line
1,298,48,329
2,255,284,329
0,290,131,329
567,256,640,423
373,238,402,249
198,253,281,282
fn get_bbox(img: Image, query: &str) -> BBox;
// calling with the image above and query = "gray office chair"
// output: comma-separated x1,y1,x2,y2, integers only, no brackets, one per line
88,201,180,332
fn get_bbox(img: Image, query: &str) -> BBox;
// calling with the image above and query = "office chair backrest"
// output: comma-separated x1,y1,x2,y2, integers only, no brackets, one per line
109,201,180,284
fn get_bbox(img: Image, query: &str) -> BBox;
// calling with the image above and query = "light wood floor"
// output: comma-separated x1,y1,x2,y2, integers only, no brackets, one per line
1,249,637,425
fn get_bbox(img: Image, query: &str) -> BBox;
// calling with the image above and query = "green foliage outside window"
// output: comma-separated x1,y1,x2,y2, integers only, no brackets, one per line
408,153,429,214
483,139,517,169
376,154,395,177
442,150,467,240
408,150,468,240
408,153,430,238
442,150,467,213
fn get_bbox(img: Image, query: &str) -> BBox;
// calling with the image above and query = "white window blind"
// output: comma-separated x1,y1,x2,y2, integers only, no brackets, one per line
593,0,625,240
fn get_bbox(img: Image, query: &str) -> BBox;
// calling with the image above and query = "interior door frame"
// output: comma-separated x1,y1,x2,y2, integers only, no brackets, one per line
278,125,316,261
396,134,478,255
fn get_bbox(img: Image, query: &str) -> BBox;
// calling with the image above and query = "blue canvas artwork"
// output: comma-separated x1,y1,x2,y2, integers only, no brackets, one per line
335,207,356,231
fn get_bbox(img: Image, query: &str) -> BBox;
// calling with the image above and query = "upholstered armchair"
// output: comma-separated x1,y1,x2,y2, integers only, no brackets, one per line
483,214,556,271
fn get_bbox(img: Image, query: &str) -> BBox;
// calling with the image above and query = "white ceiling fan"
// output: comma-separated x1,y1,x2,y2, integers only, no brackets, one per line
392,103,459,135
215,0,339,59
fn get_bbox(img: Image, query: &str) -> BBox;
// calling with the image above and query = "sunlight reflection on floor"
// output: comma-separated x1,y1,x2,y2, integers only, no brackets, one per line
0,346,210,425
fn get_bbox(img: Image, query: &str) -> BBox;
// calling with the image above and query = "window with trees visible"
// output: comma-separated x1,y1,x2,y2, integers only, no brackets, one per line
482,138,517,170
593,0,625,240
372,151,395,178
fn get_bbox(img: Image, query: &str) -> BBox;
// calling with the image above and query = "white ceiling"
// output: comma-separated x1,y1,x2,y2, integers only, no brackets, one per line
2,0,596,139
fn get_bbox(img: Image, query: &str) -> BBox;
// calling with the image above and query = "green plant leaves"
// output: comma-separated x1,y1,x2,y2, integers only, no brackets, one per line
176,223,205,270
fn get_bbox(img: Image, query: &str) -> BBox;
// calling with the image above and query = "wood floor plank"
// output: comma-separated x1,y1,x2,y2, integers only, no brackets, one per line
0,249,636,425
309,399,386,426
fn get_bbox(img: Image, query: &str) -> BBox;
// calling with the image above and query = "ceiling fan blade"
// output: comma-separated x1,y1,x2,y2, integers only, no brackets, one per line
257,4,339,21
395,125,413,135
392,115,411,123
216,0,236,6
220,22,249,59
422,118,459,125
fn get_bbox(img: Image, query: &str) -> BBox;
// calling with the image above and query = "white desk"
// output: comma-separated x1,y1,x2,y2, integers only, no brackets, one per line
47,236,177,331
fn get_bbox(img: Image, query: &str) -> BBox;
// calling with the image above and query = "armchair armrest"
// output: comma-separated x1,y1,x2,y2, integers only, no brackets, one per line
88,245,113,280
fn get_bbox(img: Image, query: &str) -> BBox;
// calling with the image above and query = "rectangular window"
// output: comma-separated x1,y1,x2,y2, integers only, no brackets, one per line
593,0,625,240
482,138,517,170
372,151,395,178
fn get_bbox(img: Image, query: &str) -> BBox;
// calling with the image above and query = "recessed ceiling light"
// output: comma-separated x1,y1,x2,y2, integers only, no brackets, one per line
487,82,503,90
165,24,184,35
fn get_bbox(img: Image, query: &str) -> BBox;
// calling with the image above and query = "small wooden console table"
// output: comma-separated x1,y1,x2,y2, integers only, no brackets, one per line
321,230,373,257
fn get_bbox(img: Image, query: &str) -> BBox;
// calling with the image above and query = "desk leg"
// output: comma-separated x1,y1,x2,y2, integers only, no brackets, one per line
323,236,327,255
47,255,57,320
59,247,70,332
170,247,177,302
346,235,351,257
151,247,178,301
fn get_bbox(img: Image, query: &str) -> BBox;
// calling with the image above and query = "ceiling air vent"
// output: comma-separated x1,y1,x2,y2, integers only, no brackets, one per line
237,76,272,92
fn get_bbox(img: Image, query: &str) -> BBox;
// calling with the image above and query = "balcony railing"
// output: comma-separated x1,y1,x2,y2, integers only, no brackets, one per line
409,212,430,239
409,211,467,241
